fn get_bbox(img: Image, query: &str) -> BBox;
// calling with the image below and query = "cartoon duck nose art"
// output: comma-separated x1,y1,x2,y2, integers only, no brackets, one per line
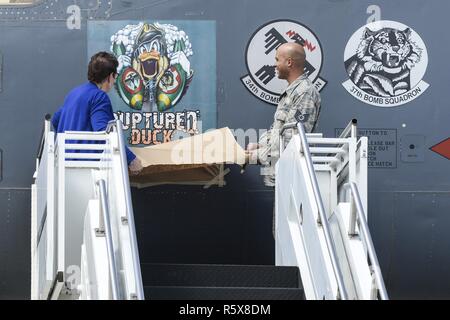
112,22,193,112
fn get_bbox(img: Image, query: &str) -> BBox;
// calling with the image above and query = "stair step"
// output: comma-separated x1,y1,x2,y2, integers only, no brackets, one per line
140,263,300,288
144,286,305,300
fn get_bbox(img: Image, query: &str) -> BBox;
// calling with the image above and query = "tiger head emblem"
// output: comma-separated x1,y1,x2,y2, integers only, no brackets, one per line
357,27,420,69
345,27,422,97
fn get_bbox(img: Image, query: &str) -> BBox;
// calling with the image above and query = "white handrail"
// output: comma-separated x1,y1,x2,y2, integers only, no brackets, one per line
279,121,349,299
295,122,349,300
36,114,52,161
106,120,144,300
344,182,389,300
338,118,358,139
97,179,121,300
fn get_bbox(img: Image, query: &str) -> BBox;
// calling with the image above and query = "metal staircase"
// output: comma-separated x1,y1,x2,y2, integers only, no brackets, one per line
31,116,387,300
31,118,143,300
275,119,388,300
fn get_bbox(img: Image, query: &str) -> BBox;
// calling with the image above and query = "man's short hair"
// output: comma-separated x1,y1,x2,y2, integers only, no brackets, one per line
87,51,118,84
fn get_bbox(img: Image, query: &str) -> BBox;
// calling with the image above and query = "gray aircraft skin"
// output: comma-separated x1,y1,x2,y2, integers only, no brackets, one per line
0,0,448,299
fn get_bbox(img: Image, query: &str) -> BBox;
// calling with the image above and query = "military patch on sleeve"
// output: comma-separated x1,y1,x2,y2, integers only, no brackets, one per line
295,110,309,122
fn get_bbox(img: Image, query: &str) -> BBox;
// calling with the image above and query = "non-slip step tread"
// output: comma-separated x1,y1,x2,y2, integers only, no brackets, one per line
140,263,301,288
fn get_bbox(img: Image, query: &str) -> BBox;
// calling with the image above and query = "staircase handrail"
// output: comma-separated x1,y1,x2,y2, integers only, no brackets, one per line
279,121,349,300
97,179,121,299
106,120,144,300
338,118,358,139
343,182,389,300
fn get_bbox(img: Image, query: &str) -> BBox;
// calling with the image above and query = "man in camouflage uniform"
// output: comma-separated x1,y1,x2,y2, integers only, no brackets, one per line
246,42,321,187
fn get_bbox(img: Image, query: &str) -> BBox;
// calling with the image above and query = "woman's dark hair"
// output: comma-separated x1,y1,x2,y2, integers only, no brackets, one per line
87,51,118,84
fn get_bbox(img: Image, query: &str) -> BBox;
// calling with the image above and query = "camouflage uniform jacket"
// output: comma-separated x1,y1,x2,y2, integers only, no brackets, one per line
257,74,321,186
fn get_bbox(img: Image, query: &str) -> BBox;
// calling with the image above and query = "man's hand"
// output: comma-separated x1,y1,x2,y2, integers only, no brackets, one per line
245,149,259,164
246,142,259,151
244,143,259,164
128,157,143,176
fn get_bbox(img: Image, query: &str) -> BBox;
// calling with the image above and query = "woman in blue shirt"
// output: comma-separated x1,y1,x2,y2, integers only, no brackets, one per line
52,51,142,174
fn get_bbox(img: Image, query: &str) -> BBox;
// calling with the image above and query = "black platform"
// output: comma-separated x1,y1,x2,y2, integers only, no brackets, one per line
141,263,304,300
